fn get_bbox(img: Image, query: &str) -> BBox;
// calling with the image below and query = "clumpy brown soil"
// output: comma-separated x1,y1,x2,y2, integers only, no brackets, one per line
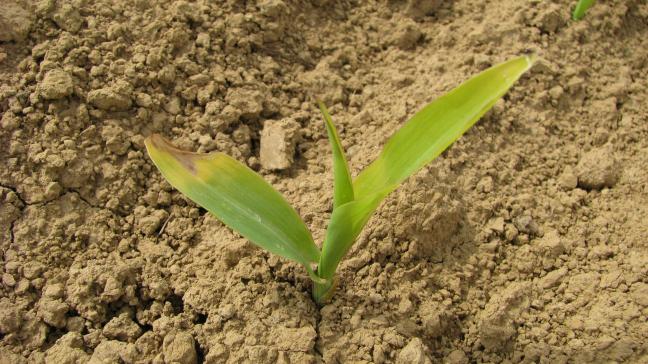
1,0,647,363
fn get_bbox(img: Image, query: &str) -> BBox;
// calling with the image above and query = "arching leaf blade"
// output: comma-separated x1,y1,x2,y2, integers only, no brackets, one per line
145,134,320,268
314,55,536,303
353,55,536,200
319,102,354,208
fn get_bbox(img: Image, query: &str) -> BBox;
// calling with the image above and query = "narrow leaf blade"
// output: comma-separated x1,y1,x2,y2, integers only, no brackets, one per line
319,102,354,208
318,189,389,279
573,0,595,20
354,55,535,200
313,189,389,303
316,55,535,300
145,134,320,267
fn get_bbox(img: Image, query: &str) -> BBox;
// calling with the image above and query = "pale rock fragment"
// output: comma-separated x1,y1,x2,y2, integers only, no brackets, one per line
535,230,565,258
137,209,169,235
39,69,74,100
164,96,182,115
87,82,133,111
391,18,422,50
20,315,48,349
38,297,69,328
274,326,316,352
89,340,137,364
226,88,264,119
558,166,578,190
259,0,288,17
591,97,618,125
1,111,20,130
514,214,541,236
630,282,648,307
2,273,15,286
478,282,531,350
196,32,211,47
43,283,65,299
599,269,623,289
533,4,566,33
163,331,197,364
0,298,21,334
0,1,32,42
101,275,125,302
135,92,153,107
486,216,505,234
260,118,300,170
445,350,469,364
66,316,85,333
405,0,442,19
396,337,431,364
44,332,89,364
566,272,600,295
102,314,142,342
101,122,131,155
575,146,621,190
135,331,161,357
52,3,83,32
539,267,568,289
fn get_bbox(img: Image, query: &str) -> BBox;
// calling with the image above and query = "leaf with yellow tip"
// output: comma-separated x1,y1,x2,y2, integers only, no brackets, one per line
145,134,322,280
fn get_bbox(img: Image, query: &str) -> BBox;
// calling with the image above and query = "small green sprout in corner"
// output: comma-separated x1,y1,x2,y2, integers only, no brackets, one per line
573,0,596,20
145,55,536,305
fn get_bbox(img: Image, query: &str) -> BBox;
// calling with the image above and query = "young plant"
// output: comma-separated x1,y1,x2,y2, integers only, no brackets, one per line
145,55,535,304
573,0,596,20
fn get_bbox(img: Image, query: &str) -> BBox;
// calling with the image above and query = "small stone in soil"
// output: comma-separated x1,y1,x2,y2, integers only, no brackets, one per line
163,331,197,364
396,337,431,364
39,69,74,100
575,147,621,190
260,118,300,170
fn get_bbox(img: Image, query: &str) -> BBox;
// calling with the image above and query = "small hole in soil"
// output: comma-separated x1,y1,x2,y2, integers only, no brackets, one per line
195,313,207,324
45,328,66,347
167,294,185,315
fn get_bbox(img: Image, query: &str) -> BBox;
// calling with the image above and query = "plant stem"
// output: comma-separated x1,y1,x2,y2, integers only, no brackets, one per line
312,275,337,305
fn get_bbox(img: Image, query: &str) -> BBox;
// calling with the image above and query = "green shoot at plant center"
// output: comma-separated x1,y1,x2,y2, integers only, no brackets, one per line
145,55,536,304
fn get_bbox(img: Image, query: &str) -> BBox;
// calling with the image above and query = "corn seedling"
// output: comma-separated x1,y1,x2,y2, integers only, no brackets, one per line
145,55,535,304
573,0,596,20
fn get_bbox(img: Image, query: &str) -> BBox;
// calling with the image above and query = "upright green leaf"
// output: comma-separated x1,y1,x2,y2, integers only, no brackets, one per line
314,55,535,303
573,0,596,20
319,101,354,208
145,134,322,279
353,55,535,200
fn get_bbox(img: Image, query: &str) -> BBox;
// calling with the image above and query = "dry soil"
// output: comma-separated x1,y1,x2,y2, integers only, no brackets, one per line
1,0,647,363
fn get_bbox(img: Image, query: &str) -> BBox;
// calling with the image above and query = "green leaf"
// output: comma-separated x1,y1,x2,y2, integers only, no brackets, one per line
314,55,535,303
319,101,354,208
317,187,390,278
145,134,322,278
313,188,391,302
573,0,596,20
353,55,535,200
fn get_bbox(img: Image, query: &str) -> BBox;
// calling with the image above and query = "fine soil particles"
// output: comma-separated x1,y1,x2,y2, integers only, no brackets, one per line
1,0,647,363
